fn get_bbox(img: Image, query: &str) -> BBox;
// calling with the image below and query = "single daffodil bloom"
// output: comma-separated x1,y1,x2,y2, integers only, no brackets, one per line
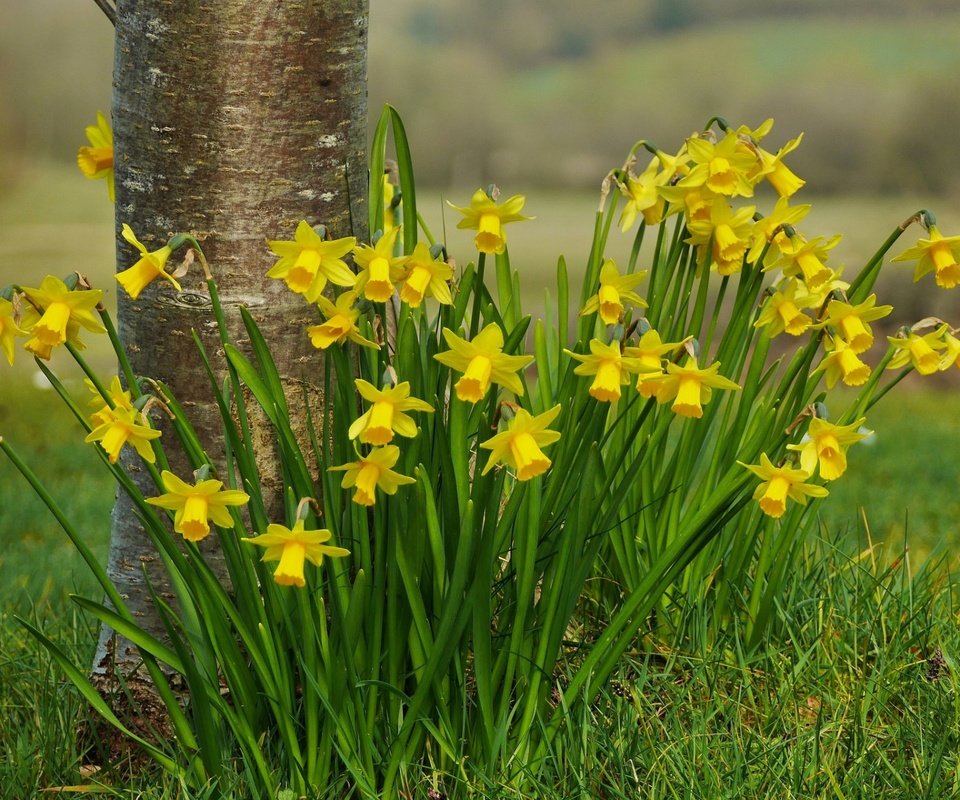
308,291,378,350
434,323,533,403
77,111,114,202
739,453,828,519
348,379,434,445
449,188,532,255
480,404,562,481
244,519,350,588
19,275,105,360
892,225,960,289
645,357,741,418
579,259,648,325
329,445,416,507
267,221,357,303
147,470,250,542
116,225,181,299
353,227,409,303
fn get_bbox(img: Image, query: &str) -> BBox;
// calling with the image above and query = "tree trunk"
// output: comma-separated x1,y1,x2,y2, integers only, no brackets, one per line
94,0,368,701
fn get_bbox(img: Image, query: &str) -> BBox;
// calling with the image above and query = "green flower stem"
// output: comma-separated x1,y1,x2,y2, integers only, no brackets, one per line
98,305,141,401
470,252,486,338
847,214,925,302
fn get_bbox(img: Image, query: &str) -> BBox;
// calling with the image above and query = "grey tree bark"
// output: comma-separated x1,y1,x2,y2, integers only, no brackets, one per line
94,0,368,697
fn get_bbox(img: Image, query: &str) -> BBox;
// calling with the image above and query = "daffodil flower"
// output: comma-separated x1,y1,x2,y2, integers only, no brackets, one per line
814,336,871,389
579,259,647,325
754,279,814,338
307,291,378,350
382,174,399,235
115,225,182,300
645,357,741,418
774,233,840,291
399,242,454,307
623,330,689,397
821,294,892,354
939,330,960,370
617,156,668,231
84,406,161,464
564,339,652,403
86,375,135,427
480,405,562,481
267,221,357,303
892,225,960,289
685,201,756,276
348,379,434,445
676,131,759,198
449,189,532,255
886,326,948,375
19,276,105,360
434,323,533,403
243,519,350,588
353,227,410,303
147,470,250,542
747,196,811,263
744,127,806,198
77,111,114,202
0,297,27,366
786,417,870,481
329,445,416,507
739,453,828,519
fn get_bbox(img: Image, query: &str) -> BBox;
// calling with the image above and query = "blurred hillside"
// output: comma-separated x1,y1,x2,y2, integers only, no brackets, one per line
2,1,960,196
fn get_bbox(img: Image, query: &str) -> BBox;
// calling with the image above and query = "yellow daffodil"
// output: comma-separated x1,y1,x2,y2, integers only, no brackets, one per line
399,241,454,307
754,279,814,337
383,174,399,235
786,417,870,481
739,453,828,519
449,188,532,255
814,336,870,389
86,375,135,427
479,404,562,481
0,297,27,366
685,201,756,276
792,270,850,310
623,329,689,397
646,357,741,418
84,406,161,464
774,233,840,291
564,339,652,403
676,131,759,198
115,224,181,299
146,470,249,542
886,326,948,375
353,227,409,303
892,225,960,289
308,291,378,350
348,379,434,445
267,221,357,303
821,294,892,354
579,259,648,325
434,323,533,403
19,275,105,360
329,445,416,507
939,330,960,370
618,156,668,231
77,111,114,202
747,196,811,263
743,126,806,198
243,519,350,588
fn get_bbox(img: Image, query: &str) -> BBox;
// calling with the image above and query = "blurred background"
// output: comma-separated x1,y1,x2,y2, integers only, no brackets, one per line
2,0,960,597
